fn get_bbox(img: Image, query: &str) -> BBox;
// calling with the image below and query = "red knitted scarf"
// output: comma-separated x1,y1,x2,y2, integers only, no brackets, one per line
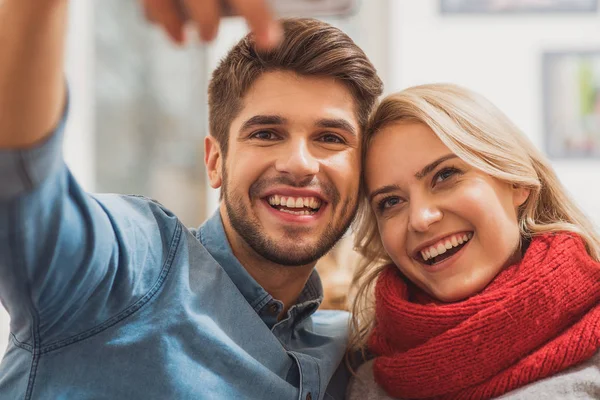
368,233,600,400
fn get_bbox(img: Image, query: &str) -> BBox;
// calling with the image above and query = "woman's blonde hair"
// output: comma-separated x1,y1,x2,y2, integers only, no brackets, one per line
348,83,600,355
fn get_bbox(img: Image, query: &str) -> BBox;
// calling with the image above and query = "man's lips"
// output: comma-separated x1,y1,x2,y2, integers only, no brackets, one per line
260,186,329,216
260,197,327,222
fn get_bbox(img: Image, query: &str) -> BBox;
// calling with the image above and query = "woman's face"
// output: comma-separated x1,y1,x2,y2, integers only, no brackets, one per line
365,122,529,302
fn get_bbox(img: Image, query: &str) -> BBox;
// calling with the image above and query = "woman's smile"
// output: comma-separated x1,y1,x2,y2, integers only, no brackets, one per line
366,122,528,302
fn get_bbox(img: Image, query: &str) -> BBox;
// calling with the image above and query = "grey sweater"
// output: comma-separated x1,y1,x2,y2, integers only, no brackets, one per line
346,351,600,400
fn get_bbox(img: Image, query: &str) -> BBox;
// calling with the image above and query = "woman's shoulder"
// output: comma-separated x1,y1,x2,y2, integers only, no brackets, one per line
345,351,600,400
346,360,397,400
497,350,600,399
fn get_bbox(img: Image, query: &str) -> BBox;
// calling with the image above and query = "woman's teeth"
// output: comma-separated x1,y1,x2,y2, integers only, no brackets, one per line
420,232,473,262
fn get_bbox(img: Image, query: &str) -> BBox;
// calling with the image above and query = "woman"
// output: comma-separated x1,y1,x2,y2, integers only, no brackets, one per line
347,83,600,400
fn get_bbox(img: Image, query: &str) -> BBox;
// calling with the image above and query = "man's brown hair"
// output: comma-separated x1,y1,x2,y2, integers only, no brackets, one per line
208,18,383,154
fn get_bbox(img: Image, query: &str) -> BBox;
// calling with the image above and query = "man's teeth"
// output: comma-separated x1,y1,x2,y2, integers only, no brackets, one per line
278,209,314,216
420,232,473,261
267,195,321,210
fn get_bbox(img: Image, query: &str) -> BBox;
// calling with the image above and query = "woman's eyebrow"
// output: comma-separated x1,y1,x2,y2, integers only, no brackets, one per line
368,154,459,203
368,184,402,204
414,154,458,180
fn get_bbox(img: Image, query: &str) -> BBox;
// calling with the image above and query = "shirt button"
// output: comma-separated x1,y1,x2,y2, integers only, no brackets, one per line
306,393,312,400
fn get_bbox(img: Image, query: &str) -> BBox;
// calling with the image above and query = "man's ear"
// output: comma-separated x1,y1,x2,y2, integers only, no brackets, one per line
205,136,223,189
512,184,530,209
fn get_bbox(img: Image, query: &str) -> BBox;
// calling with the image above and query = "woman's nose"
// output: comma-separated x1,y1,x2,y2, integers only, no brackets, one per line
408,200,443,233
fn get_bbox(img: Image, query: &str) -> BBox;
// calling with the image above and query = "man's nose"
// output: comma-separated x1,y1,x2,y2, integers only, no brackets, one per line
274,139,319,179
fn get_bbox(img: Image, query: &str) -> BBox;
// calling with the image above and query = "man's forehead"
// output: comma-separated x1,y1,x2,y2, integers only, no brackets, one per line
241,71,358,113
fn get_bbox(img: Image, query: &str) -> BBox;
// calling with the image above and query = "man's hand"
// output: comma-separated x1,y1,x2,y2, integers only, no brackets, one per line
0,0,69,148
142,0,282,49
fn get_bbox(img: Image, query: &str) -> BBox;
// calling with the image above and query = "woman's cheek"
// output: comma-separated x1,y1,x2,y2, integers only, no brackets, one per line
380,221,406,262
447,183,492,223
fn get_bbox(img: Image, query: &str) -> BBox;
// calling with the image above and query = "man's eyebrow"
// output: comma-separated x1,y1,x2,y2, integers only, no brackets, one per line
316,118,357,137
414,154,458,180
240,115,287,131
368,184,402,204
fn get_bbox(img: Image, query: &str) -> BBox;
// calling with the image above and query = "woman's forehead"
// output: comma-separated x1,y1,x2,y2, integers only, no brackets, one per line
365,123,452,178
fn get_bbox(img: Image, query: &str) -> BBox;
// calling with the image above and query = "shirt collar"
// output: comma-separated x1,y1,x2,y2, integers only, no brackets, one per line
198,210,324,318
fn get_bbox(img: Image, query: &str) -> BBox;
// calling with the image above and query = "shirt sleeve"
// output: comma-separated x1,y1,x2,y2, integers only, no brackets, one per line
0,101,173,347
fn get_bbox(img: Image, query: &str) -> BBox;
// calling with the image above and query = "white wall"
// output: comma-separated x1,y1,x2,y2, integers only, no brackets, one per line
389,0,600,228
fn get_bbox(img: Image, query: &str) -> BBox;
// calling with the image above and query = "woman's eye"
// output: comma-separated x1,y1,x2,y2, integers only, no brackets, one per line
251,130,277,140
433,167,460,185
378,196,402,211
319,134,344,144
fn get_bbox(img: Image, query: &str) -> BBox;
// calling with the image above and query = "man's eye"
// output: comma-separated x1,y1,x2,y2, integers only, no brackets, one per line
251,131,277,140
319,134,345,144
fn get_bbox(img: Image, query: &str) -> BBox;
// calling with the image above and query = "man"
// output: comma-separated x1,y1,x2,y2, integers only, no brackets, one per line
0,0,382,399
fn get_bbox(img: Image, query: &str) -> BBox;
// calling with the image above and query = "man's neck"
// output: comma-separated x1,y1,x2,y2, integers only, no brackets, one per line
219,207,316,315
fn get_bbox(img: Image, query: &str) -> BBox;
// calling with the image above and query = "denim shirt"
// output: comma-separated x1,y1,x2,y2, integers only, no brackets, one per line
0,111,350,400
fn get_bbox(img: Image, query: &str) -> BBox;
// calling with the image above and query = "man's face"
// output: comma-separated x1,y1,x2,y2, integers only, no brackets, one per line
208,71,361,266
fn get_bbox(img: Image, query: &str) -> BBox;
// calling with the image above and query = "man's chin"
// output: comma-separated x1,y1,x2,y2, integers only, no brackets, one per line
265,235,319,252
263,222,325,237
255,234,330,266
261,247,323,267
227,199,348,266
256,204,328,231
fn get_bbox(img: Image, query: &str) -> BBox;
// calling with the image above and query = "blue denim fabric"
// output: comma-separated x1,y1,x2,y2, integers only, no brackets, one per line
0,111,350,400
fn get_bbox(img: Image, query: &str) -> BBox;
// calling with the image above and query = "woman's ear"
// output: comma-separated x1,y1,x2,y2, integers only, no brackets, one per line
205,136,223,189
512,184,530,208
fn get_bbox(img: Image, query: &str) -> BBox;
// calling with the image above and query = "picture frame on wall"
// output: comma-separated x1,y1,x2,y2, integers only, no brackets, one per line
440,0,598,14
543,51,600,159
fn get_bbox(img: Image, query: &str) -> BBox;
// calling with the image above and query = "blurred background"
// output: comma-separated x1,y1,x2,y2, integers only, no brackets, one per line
2,0,600,350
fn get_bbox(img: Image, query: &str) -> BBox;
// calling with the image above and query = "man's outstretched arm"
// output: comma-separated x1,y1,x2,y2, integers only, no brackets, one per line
0,0,178,346
0,0,68,149
0,0,279,344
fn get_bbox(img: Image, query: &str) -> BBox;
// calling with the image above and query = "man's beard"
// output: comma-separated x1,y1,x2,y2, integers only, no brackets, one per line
222,168,358,266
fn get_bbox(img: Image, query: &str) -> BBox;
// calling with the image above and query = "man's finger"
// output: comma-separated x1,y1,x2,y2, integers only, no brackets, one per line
143,0,186,44
184,0,221,42
228,0,281,50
